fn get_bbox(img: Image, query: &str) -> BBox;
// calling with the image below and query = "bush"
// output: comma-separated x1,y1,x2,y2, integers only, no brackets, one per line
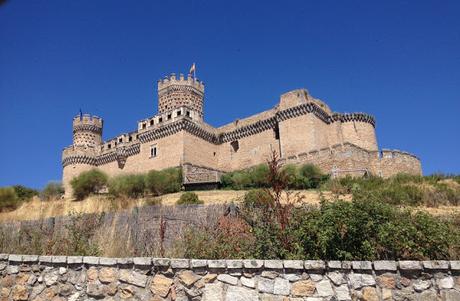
242,189,273,209
0,187,20,211
220,164,269,190
324,174,460,207
41,182,64,201
176,192,203,205
281,164,329,190
183,153,460,260
70,169,108,200
108,174,145,198
221,163,327,190
145,167,182,196
12,185,39,200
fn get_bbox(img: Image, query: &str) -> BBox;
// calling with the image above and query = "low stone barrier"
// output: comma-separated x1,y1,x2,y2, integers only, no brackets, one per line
0,255,459,300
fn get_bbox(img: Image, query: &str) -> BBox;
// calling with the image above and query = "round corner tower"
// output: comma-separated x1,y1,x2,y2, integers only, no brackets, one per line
157,73,205,119
72,114,103,148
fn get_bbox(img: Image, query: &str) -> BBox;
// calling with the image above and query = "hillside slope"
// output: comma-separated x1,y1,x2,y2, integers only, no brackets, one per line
0,190,341,222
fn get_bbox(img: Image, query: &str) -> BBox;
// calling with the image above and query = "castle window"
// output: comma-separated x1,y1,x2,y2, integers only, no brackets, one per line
142,123,146,129
230,140,239,152
177,110,181,116
186,111,190,117
150,120,154,126
273,125,280,140
108,144,111,149
167,114,172,120
150,145,157,158
159,117,163,122
129,136,132,142
119,138,122,143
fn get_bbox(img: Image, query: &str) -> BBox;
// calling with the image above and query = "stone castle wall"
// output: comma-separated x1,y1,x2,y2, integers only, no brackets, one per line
62,79,422,196
1,255,459,300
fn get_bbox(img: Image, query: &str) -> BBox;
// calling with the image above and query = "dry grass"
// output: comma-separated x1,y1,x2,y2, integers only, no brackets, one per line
1,188,456,222
0,190,350,222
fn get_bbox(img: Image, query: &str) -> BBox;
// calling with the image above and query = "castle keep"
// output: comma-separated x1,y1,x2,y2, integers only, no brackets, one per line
62,71,422,197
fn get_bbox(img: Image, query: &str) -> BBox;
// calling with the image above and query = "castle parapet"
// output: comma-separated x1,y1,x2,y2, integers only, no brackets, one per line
331,112,376,128
72,114,103,149
157,73,205,92
137,106,201,133
157,72,205,118
72,114,103,129
381,149,420,160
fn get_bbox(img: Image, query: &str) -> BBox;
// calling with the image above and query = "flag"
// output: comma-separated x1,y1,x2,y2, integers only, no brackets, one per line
189,63,196,75
79,109,83,120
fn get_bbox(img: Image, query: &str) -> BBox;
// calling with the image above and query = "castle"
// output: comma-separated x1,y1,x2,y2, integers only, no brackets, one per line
62,70,422,197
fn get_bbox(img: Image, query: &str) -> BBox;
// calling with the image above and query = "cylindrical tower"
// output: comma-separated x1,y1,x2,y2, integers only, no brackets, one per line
157,73,205,119
337,113,378,151
72,114,103,148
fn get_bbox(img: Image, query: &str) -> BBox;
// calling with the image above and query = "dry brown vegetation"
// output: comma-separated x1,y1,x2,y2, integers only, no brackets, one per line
0,190,351,222
1,187,459,223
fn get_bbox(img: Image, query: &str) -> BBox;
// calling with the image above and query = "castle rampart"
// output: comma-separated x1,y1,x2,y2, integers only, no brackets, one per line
62,70,422,197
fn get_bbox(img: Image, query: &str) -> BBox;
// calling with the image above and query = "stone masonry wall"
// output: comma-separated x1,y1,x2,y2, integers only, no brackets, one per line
63,87,421,193
1,256,459,301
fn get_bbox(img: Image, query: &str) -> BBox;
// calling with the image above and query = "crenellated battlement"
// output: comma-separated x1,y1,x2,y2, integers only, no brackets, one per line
381,149,420,160
62,70,422,198
157,73,204,94
72,114,103,148
331,112,376,128
72,114,103,128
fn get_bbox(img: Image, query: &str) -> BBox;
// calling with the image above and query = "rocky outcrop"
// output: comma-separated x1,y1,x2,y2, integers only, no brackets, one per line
0,255,459,300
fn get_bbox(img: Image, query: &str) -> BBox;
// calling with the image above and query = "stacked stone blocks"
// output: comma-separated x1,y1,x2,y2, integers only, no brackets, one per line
1,254,459,300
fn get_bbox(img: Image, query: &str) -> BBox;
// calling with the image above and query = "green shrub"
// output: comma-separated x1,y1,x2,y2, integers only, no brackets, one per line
12,185,39,200
70,169,108,200
281,164,329,190
242,189,273,209
220,164,268,190
249,164,270,187
0,187,20,211
108,174,145,198
221,163,327,190
176,192,203,205
145,167,182,196
184,198,459,260
41,182,64,201
325,174,460,207
296,200,458,260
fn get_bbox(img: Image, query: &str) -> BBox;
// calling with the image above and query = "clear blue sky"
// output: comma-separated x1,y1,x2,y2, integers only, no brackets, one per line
1,0,459,189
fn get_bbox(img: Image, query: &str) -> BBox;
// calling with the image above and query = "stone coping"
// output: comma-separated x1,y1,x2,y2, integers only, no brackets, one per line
1,255,458,272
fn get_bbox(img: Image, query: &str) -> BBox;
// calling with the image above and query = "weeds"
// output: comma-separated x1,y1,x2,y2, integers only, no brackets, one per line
176,192,203,205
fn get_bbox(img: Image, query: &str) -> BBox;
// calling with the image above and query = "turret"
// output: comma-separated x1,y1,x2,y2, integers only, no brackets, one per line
157,73,205,119
72,114,103,148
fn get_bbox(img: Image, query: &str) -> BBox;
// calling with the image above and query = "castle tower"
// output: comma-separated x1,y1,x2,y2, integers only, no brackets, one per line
72,114,103,148
157,73,205,119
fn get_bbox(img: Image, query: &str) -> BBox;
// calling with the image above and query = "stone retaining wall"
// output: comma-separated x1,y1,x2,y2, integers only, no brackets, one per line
0,255,459,300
